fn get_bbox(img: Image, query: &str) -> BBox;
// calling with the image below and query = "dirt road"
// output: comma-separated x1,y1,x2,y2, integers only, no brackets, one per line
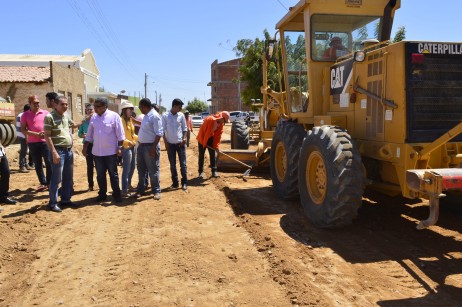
0,126,461,306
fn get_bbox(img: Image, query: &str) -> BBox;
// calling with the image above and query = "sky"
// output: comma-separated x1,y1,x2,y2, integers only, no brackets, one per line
3,0,461,108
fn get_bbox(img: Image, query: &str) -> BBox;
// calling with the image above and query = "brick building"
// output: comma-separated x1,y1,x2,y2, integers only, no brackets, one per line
0,49,99,120
208,58,248,114
0,63,84,121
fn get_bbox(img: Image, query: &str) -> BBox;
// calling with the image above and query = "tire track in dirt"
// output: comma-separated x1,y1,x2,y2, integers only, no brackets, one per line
9,204,140,306
1,137,291,306
217,170,462,306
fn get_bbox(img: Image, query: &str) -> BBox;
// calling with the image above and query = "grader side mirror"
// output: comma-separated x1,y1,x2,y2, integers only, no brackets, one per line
265,40,277,61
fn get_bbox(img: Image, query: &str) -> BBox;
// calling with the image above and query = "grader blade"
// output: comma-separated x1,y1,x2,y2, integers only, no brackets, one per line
216,149,258,172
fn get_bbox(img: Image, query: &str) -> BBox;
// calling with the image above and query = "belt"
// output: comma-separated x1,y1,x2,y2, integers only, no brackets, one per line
55,146,72,151
139,142,154,145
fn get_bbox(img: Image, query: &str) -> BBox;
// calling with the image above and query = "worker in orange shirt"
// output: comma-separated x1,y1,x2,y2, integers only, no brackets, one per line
196,111,230,179
184,111,193,147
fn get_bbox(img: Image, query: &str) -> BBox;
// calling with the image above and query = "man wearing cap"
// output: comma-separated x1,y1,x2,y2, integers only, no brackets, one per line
184,110,193,147
323,36,349,60
196,111,230,179
20,95,52,191
120,101,138,197
162,98,188,190
83,98,125,203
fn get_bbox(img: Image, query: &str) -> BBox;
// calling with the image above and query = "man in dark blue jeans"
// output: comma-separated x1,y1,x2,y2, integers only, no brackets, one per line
82,98,125,203
44,96,75,212
20,95,51,191
135,98,163,200
17,104,35,173
162,98,188,190
0,142,17,208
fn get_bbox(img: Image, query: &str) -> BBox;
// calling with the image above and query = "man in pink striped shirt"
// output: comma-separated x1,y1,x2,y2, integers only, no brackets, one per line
20,95,51,191
82,98,125,203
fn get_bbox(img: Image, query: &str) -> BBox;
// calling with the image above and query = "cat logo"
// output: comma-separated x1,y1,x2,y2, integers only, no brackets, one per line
331,66,345,89
329,59,353,95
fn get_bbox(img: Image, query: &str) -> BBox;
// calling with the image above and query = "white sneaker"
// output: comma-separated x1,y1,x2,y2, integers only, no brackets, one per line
198,172,204,179
121,191,132,197
153,193,161,200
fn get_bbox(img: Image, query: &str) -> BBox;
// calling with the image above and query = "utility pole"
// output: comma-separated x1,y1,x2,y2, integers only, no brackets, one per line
144,73,147,99
155,90,158,104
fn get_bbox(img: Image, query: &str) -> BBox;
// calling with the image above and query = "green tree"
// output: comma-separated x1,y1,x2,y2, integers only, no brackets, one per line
185,97,208,114
393,26,406,43
233,30,280,107
353,26,368,49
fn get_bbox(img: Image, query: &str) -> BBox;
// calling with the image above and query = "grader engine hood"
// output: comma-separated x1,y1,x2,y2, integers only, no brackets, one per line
405,41,462,143
403,41,462,229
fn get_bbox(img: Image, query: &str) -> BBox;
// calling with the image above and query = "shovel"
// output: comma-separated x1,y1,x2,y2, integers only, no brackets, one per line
207,146,252,177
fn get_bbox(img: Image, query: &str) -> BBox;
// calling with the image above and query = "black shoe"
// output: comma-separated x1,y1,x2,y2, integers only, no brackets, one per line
88,186,94,191
1,197,17,205
60,201,78,208
94,195,107,202
169,183,179,189
113,195,123,203
48,204,62,213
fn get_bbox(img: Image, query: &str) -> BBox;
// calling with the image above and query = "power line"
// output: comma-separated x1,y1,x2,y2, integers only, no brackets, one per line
276,0,289,11
85,0,139,72
66,0,139,84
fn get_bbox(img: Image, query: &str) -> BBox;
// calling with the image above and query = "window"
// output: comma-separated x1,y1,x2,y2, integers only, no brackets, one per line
77,95,83,115
67,92,73,119
284,31,308,113
311,14,382,61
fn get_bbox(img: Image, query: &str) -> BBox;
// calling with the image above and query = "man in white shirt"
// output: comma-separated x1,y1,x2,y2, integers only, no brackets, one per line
162,98,188,190
136,98,163,200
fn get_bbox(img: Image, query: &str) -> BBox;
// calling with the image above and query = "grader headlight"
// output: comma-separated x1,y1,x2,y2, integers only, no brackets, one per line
354,50,366,62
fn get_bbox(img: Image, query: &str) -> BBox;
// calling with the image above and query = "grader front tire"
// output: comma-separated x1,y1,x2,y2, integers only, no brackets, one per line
270,121,306,200
298,126,364,228
231,120,250,149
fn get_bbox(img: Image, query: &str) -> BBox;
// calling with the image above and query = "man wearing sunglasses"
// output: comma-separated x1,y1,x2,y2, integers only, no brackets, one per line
20,95,51,192
82,98,125,203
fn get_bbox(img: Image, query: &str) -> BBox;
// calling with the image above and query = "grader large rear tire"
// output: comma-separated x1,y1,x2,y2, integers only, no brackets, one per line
298,126,364,228
0,122,16,147
231,120,249,149
270,120,306,200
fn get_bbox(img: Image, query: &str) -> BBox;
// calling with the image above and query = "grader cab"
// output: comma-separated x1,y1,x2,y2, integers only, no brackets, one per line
219,0,462,229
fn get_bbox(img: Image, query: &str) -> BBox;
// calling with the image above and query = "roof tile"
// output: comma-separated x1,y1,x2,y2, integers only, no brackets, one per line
0,66,50,82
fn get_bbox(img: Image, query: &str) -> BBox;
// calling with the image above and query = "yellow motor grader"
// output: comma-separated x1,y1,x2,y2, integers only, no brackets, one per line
0,96,17,147
219,0,462,229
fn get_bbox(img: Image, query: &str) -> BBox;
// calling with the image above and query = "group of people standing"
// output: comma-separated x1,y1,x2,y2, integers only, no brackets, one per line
0,93,230,213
